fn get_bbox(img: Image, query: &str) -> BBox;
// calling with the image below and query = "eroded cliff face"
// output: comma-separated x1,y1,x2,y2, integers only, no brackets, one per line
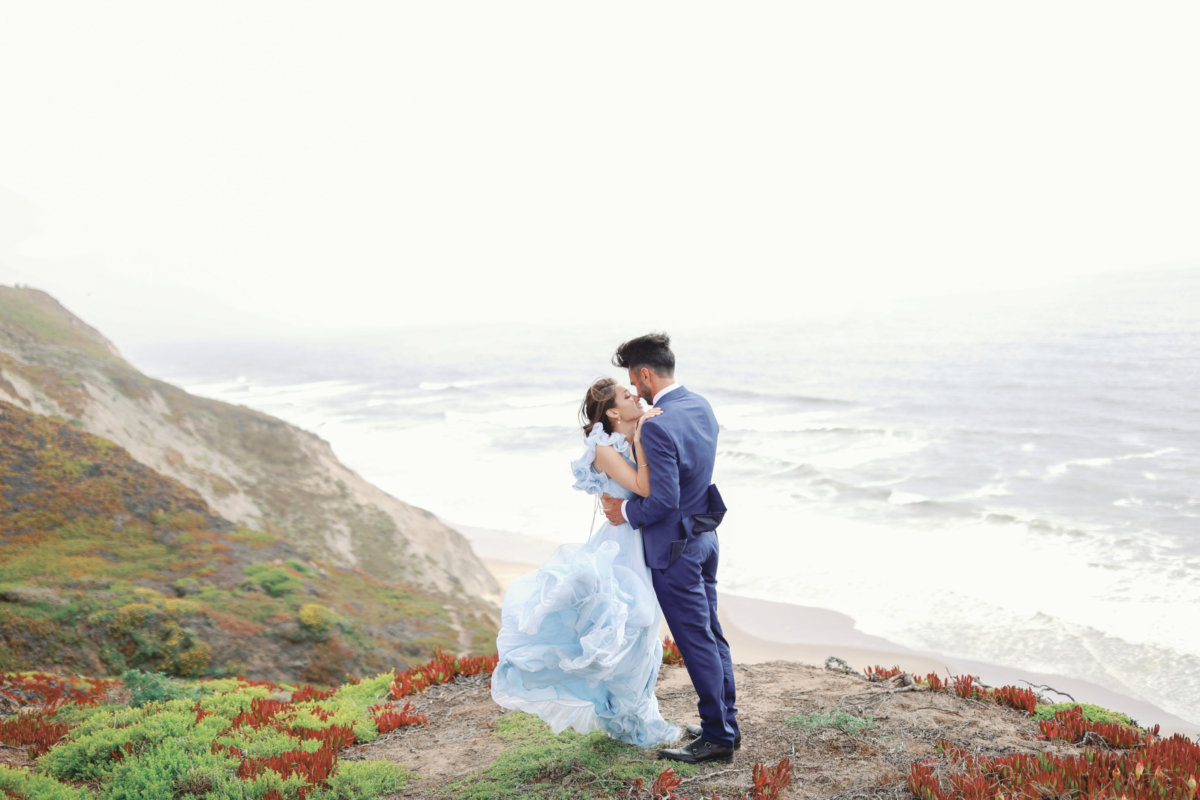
0,286,501,608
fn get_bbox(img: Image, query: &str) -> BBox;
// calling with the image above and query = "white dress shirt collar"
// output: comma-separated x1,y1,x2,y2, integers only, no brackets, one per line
652,383,682,405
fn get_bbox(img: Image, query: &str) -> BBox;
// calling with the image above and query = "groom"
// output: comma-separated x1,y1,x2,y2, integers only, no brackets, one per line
601,333,739,764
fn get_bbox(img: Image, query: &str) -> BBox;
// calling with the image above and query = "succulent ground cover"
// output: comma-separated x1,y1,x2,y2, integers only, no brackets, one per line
0,668,413,799
0,649,499,799
1,649,1194,799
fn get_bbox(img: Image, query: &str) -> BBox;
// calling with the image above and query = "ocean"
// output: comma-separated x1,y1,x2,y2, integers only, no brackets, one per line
128,267,1200,726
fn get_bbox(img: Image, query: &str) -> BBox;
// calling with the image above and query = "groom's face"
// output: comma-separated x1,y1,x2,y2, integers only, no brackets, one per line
628,368,652,404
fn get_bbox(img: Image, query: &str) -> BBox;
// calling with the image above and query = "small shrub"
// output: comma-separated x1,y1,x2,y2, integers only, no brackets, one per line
242,564,303,597
299,604,335,635
120,669,197,708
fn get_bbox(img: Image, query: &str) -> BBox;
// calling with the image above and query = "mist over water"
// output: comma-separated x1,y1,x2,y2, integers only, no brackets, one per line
129,269,1200,725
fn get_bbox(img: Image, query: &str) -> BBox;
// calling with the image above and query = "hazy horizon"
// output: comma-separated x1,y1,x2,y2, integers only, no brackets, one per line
2,2,1199,347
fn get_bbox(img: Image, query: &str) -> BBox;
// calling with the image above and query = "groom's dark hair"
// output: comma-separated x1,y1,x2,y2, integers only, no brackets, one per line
613,332,675,377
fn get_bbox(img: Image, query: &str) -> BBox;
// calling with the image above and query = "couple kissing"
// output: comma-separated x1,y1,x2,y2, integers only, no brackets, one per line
491,333,738,764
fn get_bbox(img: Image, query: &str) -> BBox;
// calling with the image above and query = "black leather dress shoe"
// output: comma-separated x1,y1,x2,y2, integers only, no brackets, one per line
685,724,741,750
658,737,734,764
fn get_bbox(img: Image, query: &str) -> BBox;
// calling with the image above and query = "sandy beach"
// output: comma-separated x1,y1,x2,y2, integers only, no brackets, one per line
481,555,1199,738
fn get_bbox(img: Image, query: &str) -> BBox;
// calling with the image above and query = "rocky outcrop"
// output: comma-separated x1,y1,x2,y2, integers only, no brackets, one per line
0,286,500,606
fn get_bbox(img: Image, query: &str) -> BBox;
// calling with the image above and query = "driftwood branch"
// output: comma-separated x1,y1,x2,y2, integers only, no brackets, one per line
677,768,747,785
1019,681,1076,703
825,657,862,676
839,685,924,701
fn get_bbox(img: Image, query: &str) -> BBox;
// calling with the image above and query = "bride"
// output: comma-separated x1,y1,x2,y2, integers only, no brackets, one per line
490,377,680,748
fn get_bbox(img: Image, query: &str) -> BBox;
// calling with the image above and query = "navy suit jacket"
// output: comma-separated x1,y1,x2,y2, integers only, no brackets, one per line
625,386,721,570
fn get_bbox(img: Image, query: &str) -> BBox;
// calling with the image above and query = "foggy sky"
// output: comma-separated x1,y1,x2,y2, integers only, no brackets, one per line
1,2,1198,345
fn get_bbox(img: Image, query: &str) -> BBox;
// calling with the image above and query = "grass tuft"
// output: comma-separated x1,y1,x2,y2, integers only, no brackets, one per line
786,708,878,736
447,711,693,800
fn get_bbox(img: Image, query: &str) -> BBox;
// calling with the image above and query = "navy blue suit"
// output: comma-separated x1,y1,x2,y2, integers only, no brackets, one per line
624,386,738,748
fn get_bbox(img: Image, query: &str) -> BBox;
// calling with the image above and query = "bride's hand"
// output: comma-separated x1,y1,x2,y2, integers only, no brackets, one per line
633,408,662,440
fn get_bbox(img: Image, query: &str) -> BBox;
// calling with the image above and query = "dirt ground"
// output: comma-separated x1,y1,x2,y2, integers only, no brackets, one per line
345,672,509,797
0,743,35,771
348,661,1076,799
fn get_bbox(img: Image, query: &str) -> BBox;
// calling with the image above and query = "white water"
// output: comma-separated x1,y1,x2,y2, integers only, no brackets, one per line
129,267,1200,725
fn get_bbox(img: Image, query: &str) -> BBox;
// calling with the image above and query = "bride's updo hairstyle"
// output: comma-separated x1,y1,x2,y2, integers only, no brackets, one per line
580,378,619,436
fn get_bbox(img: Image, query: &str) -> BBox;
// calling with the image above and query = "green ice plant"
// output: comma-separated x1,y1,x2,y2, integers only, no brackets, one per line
0,765,89,800
34,676,410,798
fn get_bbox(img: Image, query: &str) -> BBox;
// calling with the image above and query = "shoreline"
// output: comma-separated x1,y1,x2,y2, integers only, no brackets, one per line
479,555,1199,738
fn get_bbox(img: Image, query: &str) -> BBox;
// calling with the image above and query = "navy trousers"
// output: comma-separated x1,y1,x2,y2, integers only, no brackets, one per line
652,528,738,748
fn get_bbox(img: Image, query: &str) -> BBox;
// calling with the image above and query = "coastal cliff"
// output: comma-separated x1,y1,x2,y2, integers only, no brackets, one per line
0,286,500,607
0,399,497,682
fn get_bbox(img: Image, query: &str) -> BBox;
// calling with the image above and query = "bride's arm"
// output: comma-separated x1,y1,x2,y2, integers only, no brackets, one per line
593,409,660,498
594,444,650,497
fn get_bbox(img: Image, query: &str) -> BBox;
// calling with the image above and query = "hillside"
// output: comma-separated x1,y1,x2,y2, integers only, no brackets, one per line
0,286,500,608
0,400,495,681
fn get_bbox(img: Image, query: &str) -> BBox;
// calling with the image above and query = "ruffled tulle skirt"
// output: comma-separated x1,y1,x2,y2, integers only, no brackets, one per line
490,522,680,748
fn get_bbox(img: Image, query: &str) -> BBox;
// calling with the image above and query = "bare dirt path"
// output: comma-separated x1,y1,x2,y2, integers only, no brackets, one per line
343,673,506,796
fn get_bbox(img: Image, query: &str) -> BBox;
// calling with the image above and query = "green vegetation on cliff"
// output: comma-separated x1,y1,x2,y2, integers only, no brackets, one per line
0,671,411,799
0,400,488,683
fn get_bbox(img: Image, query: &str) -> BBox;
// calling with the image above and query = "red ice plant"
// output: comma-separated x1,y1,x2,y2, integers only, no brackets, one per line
909,735,1200,800
0,672,118,712
239,747,337,800
648,758,794,800
0,712,74,758
389,649,499,700
0,672,122,758
291,684,337,703
663,637,685,667
1038,704,1160,748
652,766,683,799
866,666,1037,715
371,701,427,733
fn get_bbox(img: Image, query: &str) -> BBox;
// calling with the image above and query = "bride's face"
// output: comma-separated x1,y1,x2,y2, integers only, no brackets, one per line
610,385,644,425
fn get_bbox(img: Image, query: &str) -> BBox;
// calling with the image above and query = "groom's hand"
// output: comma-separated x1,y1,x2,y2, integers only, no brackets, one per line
601,493,624,525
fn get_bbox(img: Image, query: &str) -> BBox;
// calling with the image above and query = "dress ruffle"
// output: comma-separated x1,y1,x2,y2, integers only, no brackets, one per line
491,534,678,748
570,423,630,497
490,429,679,749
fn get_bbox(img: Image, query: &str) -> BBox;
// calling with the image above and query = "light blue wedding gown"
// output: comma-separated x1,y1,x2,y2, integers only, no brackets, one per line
490,423,679,748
